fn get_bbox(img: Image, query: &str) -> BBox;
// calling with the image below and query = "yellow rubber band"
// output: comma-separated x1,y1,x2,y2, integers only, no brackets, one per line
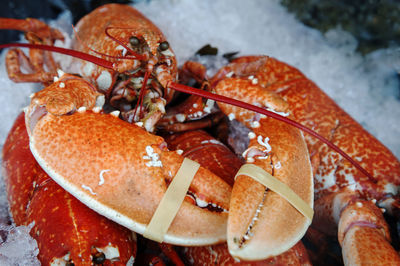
143,158,200,242
235,164,313,221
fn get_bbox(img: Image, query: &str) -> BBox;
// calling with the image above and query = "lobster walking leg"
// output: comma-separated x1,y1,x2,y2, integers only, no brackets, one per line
0,18,63,84
2,113,137,265
314,189,400,265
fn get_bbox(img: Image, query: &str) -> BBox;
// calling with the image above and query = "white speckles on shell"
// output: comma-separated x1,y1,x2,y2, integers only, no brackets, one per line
59,82,65,88
251,78,258,85
225,71,234,78
57,69,65,78
143,145,163,167
175,113,186,122
99,169,110,186
356,202,363,208
92,106,102,113
274,161,282,169
257,135,272,153
201,139,222,145
135,121,144,127
96,71,112,91
248,132,256,139
82,184,96,195
203,99,215,113
193,103,198,108
110,110,120,117
176,149,183,155
228,113,235,121
77,106,87,113
266,107,289,117
251,121,260,128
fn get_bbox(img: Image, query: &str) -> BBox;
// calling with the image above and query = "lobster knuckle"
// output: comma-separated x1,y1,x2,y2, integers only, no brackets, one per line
26,75,101,132
338,200,390,245
215,78,289,116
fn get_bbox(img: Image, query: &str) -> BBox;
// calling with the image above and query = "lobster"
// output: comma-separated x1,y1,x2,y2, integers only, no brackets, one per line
0,3,314,263
1,2,398,265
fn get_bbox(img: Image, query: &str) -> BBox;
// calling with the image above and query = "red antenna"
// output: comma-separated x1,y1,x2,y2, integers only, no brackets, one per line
0,42,377,184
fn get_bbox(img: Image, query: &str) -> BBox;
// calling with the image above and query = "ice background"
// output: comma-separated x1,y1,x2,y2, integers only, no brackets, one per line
0,0,399,263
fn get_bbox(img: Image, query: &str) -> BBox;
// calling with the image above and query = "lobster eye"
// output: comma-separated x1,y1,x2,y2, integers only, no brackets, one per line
129,36,140,47
159,41,169,51
92,252,106,264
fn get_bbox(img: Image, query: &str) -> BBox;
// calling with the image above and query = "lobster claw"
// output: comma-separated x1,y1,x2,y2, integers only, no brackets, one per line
25,74,231,246
213,74,314,260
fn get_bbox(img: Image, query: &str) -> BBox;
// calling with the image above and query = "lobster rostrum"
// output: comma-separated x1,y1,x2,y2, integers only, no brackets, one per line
0,3,397,264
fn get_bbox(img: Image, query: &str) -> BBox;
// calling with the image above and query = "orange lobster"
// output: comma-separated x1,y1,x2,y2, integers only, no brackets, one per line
1,2,399,265
1,3,313,263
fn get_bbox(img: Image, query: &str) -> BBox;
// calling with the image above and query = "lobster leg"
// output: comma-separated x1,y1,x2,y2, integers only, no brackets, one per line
213,77,313,260
313,189,400,265
5,48,55,84
0,18,64,84
2,113,137,265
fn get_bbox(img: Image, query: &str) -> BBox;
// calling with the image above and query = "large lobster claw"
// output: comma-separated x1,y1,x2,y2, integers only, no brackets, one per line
212,65,314,260
25,74,231,246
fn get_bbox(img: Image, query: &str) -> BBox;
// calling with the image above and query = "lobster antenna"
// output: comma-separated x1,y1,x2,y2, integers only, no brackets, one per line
72,25,138,61
104,26,145,60
168,81,377,184
0,42,376,183
0,43,115,70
